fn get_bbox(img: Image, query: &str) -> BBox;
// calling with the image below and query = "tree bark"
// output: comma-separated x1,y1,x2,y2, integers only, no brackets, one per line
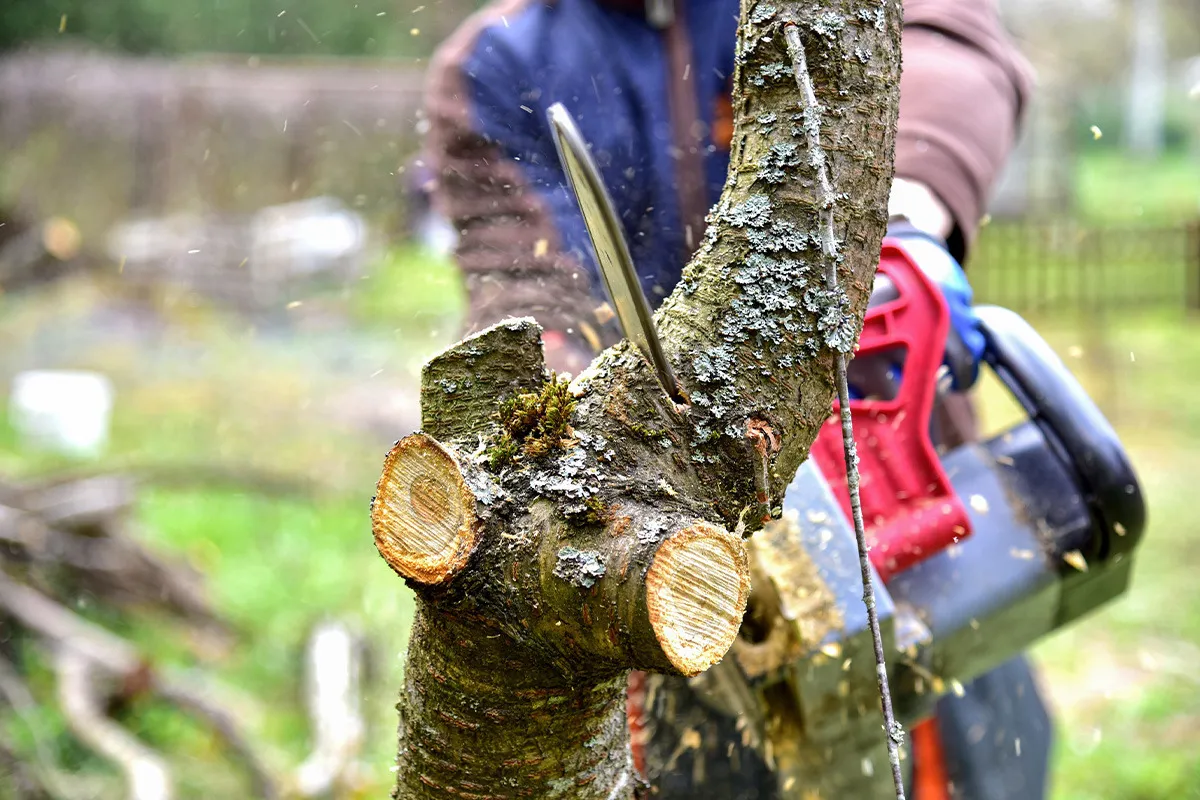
372,1,903,797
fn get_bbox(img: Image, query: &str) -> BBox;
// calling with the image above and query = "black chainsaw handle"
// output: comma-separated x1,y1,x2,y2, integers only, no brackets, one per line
976,306,1146,559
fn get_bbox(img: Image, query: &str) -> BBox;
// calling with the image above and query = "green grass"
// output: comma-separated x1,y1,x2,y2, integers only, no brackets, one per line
1074,150,1200,226
971,310,1200,800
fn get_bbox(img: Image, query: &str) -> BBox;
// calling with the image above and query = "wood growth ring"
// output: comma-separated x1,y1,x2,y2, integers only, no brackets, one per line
371,434,479,585
645,522,751,676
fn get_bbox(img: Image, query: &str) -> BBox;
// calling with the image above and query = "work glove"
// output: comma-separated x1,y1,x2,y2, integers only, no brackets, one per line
885,220,986,392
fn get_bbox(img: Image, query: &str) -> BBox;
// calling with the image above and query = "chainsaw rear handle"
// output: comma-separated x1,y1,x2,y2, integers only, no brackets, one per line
813,242,973,582
869,275,974,391
976,305,1146,559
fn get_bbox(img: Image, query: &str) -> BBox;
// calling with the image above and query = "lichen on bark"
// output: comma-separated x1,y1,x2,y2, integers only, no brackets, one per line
376,1,903,797
655,0,902,525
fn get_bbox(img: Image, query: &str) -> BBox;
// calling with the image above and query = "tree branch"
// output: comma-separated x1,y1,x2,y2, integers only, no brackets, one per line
0,572,279,799
56,649,173,800
0,655,80,800
379,0,903,796
292,620,366,798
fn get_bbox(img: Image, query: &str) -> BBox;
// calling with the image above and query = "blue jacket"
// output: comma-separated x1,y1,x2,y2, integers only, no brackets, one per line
425,0,738,340
424,0,1030,352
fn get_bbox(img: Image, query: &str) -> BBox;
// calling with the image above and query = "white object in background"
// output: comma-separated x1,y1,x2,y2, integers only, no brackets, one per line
9,371,114,458
294,620,366,797
250,196,368,277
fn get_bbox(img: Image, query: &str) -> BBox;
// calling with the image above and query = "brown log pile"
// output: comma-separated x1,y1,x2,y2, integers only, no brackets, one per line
0,471,276,799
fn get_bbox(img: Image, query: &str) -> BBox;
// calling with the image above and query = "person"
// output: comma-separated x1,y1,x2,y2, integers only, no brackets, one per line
422,0,1046,797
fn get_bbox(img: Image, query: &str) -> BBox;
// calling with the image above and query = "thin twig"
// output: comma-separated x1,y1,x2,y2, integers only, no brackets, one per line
0,502,227,633
56,649,173,800
156,684,280,800
14,461,333,500
785,22,907,800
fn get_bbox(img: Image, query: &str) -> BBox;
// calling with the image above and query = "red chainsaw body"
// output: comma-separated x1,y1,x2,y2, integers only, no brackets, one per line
809,239,973,582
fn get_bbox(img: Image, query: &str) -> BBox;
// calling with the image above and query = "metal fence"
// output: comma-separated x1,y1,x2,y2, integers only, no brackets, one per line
967,220,1200,317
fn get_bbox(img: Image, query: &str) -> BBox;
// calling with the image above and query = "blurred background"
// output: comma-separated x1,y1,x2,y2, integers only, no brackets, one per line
0,1,1196,798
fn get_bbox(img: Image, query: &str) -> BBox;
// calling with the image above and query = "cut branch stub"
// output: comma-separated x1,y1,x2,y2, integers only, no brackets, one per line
371,434,481,585
420,317,547,443
645,521,751,677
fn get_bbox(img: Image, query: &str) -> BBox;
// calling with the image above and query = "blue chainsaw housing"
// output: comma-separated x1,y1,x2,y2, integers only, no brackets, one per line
672,302,1148,800
886,304,1146,719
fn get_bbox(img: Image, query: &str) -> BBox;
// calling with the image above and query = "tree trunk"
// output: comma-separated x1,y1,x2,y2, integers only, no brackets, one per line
372,0,903,797
1126,0,1167,158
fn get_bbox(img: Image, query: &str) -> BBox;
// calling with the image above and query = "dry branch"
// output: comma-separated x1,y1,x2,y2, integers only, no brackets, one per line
0,474,224,633
1,469,385,799
15,475,135,531
292,620,367,798
0,733,64,800
0,656,79,800
55,650,173,800
26,461,332,499
0,572,279,800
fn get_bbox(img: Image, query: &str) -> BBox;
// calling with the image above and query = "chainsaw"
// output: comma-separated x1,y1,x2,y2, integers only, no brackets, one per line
547,103,1147,797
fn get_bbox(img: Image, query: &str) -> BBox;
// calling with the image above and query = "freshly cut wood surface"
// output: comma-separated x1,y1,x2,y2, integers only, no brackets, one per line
646,522,751,677
371,434,480,585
